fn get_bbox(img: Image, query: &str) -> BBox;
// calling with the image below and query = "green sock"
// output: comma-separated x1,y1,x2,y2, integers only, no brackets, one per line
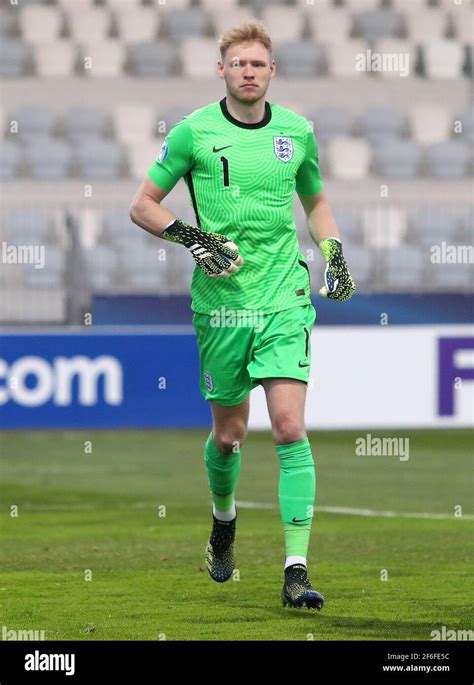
276,437,316,558
204,432,241,512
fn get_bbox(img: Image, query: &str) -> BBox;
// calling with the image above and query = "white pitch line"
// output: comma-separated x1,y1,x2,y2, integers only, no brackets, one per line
236,501,474,521
15,501,474,521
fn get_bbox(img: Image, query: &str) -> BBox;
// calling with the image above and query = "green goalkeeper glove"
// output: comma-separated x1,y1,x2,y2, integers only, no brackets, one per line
162,219,244,278
319,237,356,302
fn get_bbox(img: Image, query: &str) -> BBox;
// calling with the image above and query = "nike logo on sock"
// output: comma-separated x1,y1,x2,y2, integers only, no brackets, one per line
292,517,311,523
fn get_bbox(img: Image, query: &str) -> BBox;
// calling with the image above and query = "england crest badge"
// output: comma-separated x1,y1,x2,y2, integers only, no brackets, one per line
273,136,293,162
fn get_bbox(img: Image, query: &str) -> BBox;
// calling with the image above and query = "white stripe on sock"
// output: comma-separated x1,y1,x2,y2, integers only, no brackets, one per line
213,503,236,522
285,556,307,570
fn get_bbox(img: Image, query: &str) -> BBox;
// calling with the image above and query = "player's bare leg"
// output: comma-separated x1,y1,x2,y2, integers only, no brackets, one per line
204,397,249,582
262,378,324,610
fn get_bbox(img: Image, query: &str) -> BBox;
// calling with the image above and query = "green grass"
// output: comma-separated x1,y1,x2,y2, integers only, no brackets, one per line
1,429,473,640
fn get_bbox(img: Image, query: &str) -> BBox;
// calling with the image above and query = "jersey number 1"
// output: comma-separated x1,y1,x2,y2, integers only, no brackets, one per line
220,156,230,187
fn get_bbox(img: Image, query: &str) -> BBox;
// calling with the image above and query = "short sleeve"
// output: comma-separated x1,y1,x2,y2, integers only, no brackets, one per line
147,118,193,192
295,126,324,196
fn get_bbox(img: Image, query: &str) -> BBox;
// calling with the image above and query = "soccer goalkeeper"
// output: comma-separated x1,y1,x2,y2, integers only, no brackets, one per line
130,21,355,610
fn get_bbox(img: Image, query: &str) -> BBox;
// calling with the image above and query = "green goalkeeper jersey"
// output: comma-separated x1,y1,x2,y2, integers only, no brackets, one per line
147,98,323,314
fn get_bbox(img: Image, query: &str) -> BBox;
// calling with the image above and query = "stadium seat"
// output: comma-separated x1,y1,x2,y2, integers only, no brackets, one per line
113,8,160,43
163,8,210,39
343,0,382,9
449,7,474,42
381,246,425,290
63,107,111,142
123,251,169,291
390,0,428,11
76,139,125,180
0,8,17,37
422,40,464,78
106,0,146,8
149,0,191,7
426,141,470,179
362,206,408,248
437,0,474,9
160,107,193,135
458,104,474,144
212,8,256,39
460,208,474,242
102,208,139,242
84,245,119,290
201,0,240,8
310,107,354,144
5,208,52,245
181,38,220,78
325,40,368,78
25,138,72,180
19,6,62,45
0,141,22,180
374,139,421,178
260,7,304,42
23,246,65,290
127,139,163,180
66,9,112,43
0,40,28,77
327,137,372,180
410,105,452,144
56,0,96,8
274,41,325,77
307,8,353,43
331,207,362,244
295,0,333,8
114,105,157,144
34,42,77,77
341,244,372,290
360,106,407,144
410,207,462,247
426,260,473,290
353,9,403,42
372,39,417,79
128,41,180,77
12,104,57,141
405,10,448,41
79,42,125,77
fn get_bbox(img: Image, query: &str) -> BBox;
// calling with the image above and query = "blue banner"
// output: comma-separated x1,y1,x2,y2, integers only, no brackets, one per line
0,331,210,429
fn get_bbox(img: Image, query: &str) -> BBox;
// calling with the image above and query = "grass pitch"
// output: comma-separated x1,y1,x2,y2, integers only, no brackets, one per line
1,429,472,641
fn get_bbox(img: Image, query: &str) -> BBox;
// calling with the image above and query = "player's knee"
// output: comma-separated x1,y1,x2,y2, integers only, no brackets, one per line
213,427,247,456
272,415,305,446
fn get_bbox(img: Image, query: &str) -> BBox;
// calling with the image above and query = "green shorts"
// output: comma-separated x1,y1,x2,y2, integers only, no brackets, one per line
193,304,317,406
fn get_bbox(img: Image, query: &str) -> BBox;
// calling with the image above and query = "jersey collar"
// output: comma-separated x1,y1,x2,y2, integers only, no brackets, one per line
220,97,272,129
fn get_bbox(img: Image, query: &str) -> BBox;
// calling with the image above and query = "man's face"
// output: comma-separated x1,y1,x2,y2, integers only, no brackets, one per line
218,42,275,105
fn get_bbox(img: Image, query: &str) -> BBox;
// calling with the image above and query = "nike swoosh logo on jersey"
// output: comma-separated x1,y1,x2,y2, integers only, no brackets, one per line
292,517,311,523
298,361,310,368
213,145,233,153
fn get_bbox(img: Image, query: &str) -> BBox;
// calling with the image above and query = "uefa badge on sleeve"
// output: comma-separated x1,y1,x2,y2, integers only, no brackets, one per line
157,139,169,163
273,136,293,162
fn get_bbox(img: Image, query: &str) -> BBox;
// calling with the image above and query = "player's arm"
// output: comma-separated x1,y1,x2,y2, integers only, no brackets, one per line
296,127,355,302
130,121,243,278
299,190,356,302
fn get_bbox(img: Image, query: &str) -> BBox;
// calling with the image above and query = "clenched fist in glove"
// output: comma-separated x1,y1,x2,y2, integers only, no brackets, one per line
162,219,244,278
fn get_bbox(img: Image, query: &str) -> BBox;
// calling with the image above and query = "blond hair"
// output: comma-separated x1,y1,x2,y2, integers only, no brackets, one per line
218,21,272,59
